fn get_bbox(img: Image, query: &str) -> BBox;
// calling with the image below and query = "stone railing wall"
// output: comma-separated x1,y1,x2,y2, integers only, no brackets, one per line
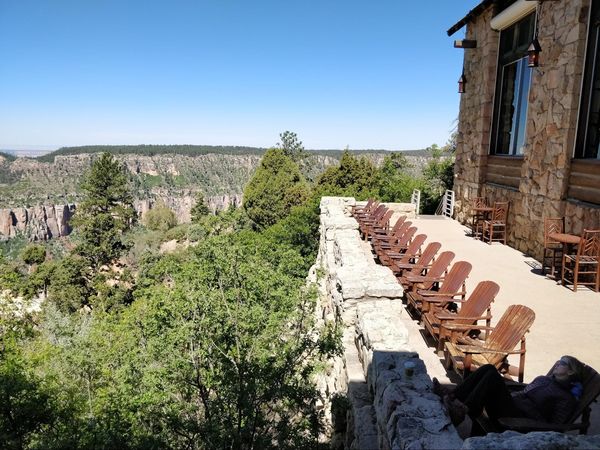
316,197,462,449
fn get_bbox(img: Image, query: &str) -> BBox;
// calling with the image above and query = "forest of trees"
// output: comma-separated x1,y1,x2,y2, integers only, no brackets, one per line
0,132,454,449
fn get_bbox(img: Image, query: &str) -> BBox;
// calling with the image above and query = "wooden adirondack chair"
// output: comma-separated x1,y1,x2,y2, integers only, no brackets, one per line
479,201,509,245
444,304,535,383
391,241,441,278
398,250,455,293
371,215,407,246
374,225,416,265
423,280,499,352
358,204,386,232
561,229,600,292
362,209,394,241
355,203,384,231
372,220,412,250
542,217,565,277
405,261,472,319
384,232,426,263
352,198,375,217
477,361,600,435
385,233,427,268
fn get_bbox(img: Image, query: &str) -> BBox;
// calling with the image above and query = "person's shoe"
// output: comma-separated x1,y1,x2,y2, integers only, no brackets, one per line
443,395,468,426
432,377,455,398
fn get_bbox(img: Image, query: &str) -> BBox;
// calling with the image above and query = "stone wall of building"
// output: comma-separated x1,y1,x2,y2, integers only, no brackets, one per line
453,1,600,261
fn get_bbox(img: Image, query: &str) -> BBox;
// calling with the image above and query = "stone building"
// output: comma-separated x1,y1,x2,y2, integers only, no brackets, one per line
449,0,600,260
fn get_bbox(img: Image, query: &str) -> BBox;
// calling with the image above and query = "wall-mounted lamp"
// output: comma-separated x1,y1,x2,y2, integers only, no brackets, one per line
458,73,466,94
527,38,542,67
454,39,477,49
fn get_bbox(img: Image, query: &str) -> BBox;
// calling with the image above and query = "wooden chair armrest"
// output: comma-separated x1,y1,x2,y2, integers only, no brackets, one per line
456,344,525,355
422,296,463,304
497,417,584,433
441,323,493,332
417,290,459,298
436,313,491,321
406,275,443,283
393,263,425,270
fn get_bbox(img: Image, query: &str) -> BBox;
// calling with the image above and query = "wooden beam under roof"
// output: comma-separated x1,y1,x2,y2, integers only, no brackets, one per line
447,0,496,36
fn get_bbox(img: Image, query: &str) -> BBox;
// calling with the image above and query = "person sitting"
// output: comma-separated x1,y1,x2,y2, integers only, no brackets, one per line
433,355,584,427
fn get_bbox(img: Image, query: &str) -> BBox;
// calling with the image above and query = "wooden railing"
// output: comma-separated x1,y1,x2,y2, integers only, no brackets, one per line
485,155,523,189
567,159,600,205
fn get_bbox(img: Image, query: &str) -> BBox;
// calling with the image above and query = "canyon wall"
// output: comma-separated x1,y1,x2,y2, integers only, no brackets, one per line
0,193,242,241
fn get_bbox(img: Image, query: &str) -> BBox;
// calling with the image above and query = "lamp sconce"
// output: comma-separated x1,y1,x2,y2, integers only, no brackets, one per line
527,38,542,67
458,73,466,94
454,39,477,49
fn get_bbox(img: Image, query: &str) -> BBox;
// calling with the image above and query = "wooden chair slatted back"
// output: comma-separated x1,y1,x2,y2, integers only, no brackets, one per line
453,280,499,326
392,221,412,240
389,215,407,235
484,305,535,366
491,201,509,222
419,251,456,288
414,242,441,268
438,261,472,295
544,217,565,247
471,197,486,209
397,227,417,248
371,205,387,221
397,234,427,264
378,209,394,226
579,229,600,258
405,243,443,277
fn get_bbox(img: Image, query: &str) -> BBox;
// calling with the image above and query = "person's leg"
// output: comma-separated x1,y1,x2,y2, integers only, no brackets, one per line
453,364,498,402
459,368,515,419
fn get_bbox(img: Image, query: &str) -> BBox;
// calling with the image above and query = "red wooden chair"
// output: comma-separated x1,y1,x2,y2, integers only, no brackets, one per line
561,229,600,292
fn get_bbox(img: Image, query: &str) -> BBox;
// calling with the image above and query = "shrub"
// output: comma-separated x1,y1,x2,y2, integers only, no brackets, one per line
20,244,46,266
143,201,177,232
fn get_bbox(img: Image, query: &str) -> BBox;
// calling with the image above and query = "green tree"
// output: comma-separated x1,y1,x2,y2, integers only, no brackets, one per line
143,200,177,232
243,149,310,228
316,150,377,198
277,130,306,161
20,244,46,266
375,152,422,203
71,153,137,271
190,191,210,222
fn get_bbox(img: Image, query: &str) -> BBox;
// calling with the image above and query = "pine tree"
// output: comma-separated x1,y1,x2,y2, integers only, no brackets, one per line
190,192,210,222
71,153,137,271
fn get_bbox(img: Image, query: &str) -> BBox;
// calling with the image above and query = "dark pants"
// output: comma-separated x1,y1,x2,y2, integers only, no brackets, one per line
453,364,523,420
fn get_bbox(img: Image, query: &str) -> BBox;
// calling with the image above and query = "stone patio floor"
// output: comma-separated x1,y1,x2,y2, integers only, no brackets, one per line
399,215,600,434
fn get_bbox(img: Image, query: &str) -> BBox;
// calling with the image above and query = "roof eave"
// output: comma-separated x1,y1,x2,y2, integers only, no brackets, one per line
447,0,496,36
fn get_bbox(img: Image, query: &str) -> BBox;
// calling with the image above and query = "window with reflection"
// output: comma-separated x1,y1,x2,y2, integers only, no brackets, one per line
491,13,535,156
575,0,600,159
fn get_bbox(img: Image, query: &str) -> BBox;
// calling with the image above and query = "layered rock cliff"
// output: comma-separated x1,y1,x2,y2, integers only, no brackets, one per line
0,150,431,241
0,152,337,240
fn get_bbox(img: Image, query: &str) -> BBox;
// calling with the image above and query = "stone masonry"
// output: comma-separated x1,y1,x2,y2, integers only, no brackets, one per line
316,197,462,449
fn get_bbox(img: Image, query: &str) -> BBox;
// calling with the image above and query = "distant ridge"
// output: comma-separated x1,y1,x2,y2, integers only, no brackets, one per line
34,144,428,163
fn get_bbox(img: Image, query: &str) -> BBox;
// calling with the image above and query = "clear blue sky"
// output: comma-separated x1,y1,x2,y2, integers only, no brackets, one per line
0,0,480,151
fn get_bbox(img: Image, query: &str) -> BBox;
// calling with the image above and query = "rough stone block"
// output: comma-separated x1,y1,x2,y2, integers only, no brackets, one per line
462,431,600,450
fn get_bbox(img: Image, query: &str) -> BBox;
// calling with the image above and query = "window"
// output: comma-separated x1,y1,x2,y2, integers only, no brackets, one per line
491,13,535,156
575,0,600,159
